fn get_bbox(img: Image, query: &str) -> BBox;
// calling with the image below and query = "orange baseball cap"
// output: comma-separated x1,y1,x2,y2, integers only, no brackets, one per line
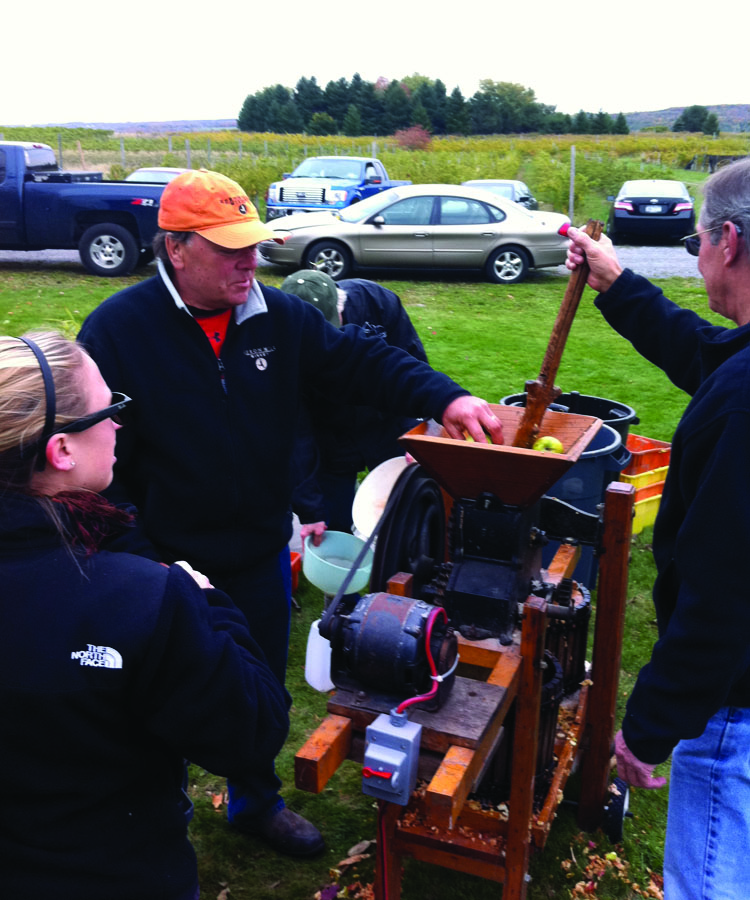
158,169,283,248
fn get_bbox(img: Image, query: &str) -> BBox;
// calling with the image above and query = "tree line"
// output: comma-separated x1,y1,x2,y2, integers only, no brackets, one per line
237,74,630,137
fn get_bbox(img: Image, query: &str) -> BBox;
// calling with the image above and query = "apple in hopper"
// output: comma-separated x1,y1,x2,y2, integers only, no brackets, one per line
532,435,564,453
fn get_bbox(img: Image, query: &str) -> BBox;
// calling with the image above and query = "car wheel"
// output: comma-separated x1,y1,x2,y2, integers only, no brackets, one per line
78,224,139,277
303,241,352,280
485,246,530,284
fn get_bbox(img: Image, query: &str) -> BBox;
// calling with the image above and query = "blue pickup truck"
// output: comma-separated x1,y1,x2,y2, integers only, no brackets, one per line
0,141,165,277
265,156,410,221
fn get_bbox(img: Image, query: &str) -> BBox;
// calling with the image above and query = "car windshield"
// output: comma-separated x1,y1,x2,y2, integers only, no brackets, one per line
338,189,406,223
293,158,364,180
621,180,689,199
474,182,514,199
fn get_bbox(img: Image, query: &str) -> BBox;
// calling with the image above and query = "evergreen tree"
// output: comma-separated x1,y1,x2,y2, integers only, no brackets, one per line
446,86,470,135
411,100,431,130
324,78,350,128
342,104,363,136
382,81,412,133
431,79,448,134
357,81,385,134
591,110,613,134
238,85,292,132
572,109,590,134
673,104,711,132
704,111,720,135
237,95,261,132
469,89,504,134
275,100,304,133
613,112,630,134
294,76,325,128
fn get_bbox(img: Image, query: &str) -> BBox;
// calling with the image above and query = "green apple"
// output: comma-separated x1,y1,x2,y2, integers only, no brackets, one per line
533,435,564,453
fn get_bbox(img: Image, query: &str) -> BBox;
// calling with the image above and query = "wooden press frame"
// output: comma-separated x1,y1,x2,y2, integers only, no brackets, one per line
295,481,634,899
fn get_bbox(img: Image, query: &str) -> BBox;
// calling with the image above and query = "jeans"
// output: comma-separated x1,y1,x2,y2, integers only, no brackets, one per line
665,706,750,900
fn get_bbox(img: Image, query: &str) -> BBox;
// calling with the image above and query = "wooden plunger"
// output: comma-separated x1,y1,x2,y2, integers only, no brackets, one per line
513,219,604,449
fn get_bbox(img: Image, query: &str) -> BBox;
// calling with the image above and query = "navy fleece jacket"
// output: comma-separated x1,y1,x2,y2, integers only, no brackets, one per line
0,493,289,899
596,269,750,764
78,275,466,576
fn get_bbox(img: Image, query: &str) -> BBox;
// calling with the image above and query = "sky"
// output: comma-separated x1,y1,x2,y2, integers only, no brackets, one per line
5,0,747,127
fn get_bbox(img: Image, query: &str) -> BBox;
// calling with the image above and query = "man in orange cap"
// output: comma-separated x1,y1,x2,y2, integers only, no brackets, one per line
78,169,503,859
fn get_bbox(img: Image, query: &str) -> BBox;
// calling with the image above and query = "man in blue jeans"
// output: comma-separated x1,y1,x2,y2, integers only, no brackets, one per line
567,158,750,899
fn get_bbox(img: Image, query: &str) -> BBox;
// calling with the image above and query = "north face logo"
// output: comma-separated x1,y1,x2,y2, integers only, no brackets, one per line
71,644,123,668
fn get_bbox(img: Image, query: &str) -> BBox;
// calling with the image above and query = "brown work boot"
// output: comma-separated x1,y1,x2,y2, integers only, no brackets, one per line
240,807,325,858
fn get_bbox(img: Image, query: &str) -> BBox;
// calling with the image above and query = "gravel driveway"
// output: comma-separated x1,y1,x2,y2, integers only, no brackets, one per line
0,244,701,281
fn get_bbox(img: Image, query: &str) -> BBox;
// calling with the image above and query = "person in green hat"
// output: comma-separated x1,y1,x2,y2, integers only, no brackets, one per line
282,271,429,542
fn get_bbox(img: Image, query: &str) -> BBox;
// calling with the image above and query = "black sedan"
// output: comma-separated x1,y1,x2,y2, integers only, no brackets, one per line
607,179,695,244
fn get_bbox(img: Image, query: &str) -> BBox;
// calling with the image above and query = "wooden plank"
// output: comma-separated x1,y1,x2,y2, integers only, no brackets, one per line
505,597,547,900
424,746,476,829
294,714,352,794
456,635,520,673
532,685,589,848
544,542,582,583
487,644,521,691
393,820,507,883
375,801,403,900
577,482,634,830
327,675,508,755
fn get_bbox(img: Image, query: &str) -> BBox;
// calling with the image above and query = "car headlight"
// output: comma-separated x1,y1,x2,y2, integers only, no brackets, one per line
267,184,279,202
327,189,349,203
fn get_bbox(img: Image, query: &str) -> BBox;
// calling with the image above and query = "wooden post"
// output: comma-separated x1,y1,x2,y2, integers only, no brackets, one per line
374,800,404,900
504,596,547,900
577,481,634,829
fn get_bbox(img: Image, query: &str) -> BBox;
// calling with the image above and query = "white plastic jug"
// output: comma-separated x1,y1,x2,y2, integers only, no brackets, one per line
305,619,335,692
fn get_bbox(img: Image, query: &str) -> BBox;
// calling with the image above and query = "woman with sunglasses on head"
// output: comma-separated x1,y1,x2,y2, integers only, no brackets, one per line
566,158,750,900
0,332,290,899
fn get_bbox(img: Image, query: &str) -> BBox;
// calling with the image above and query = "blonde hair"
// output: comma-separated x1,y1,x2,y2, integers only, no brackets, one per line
0,332,88,489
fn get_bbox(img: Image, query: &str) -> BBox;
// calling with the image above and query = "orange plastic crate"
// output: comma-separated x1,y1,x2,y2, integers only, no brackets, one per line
290,551,301,593
635,480,665,503
622,433,671,476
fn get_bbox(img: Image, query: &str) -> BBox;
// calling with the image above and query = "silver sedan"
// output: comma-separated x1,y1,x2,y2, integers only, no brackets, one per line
259,183,570,284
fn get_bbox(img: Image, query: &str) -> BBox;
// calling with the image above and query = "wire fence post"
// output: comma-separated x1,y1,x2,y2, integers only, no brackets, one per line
569,145,576,223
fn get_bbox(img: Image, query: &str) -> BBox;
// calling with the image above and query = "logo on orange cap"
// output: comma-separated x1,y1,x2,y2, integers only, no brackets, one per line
158,169,283,249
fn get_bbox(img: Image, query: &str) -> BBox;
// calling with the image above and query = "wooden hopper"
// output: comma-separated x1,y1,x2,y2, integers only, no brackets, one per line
399,404,601,507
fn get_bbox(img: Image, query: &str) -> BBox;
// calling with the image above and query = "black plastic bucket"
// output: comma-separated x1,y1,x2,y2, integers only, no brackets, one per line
542,423,631,587
500,391,639,442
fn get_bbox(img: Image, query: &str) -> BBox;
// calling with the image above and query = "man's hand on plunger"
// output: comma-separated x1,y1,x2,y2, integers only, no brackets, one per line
566,226,624,294
442,395,504,444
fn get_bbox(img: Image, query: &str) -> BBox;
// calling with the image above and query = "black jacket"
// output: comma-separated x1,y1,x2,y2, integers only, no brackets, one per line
0,492,289,898
292,278,430,523
78,274,466,576
597,269,750,763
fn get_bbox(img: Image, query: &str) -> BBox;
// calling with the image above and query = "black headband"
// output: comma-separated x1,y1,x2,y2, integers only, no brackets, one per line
18,337,57,471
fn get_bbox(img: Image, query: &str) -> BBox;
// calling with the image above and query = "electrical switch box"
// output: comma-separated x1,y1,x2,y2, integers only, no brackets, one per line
362,711,422,806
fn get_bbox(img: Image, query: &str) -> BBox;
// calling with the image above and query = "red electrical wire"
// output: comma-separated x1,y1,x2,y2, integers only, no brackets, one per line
396,606,448,715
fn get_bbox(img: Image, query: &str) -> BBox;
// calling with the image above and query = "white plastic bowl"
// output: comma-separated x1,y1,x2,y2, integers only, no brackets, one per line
303,531,373,594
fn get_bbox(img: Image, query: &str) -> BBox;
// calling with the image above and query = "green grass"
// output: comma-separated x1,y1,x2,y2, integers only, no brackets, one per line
0,256,719,898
